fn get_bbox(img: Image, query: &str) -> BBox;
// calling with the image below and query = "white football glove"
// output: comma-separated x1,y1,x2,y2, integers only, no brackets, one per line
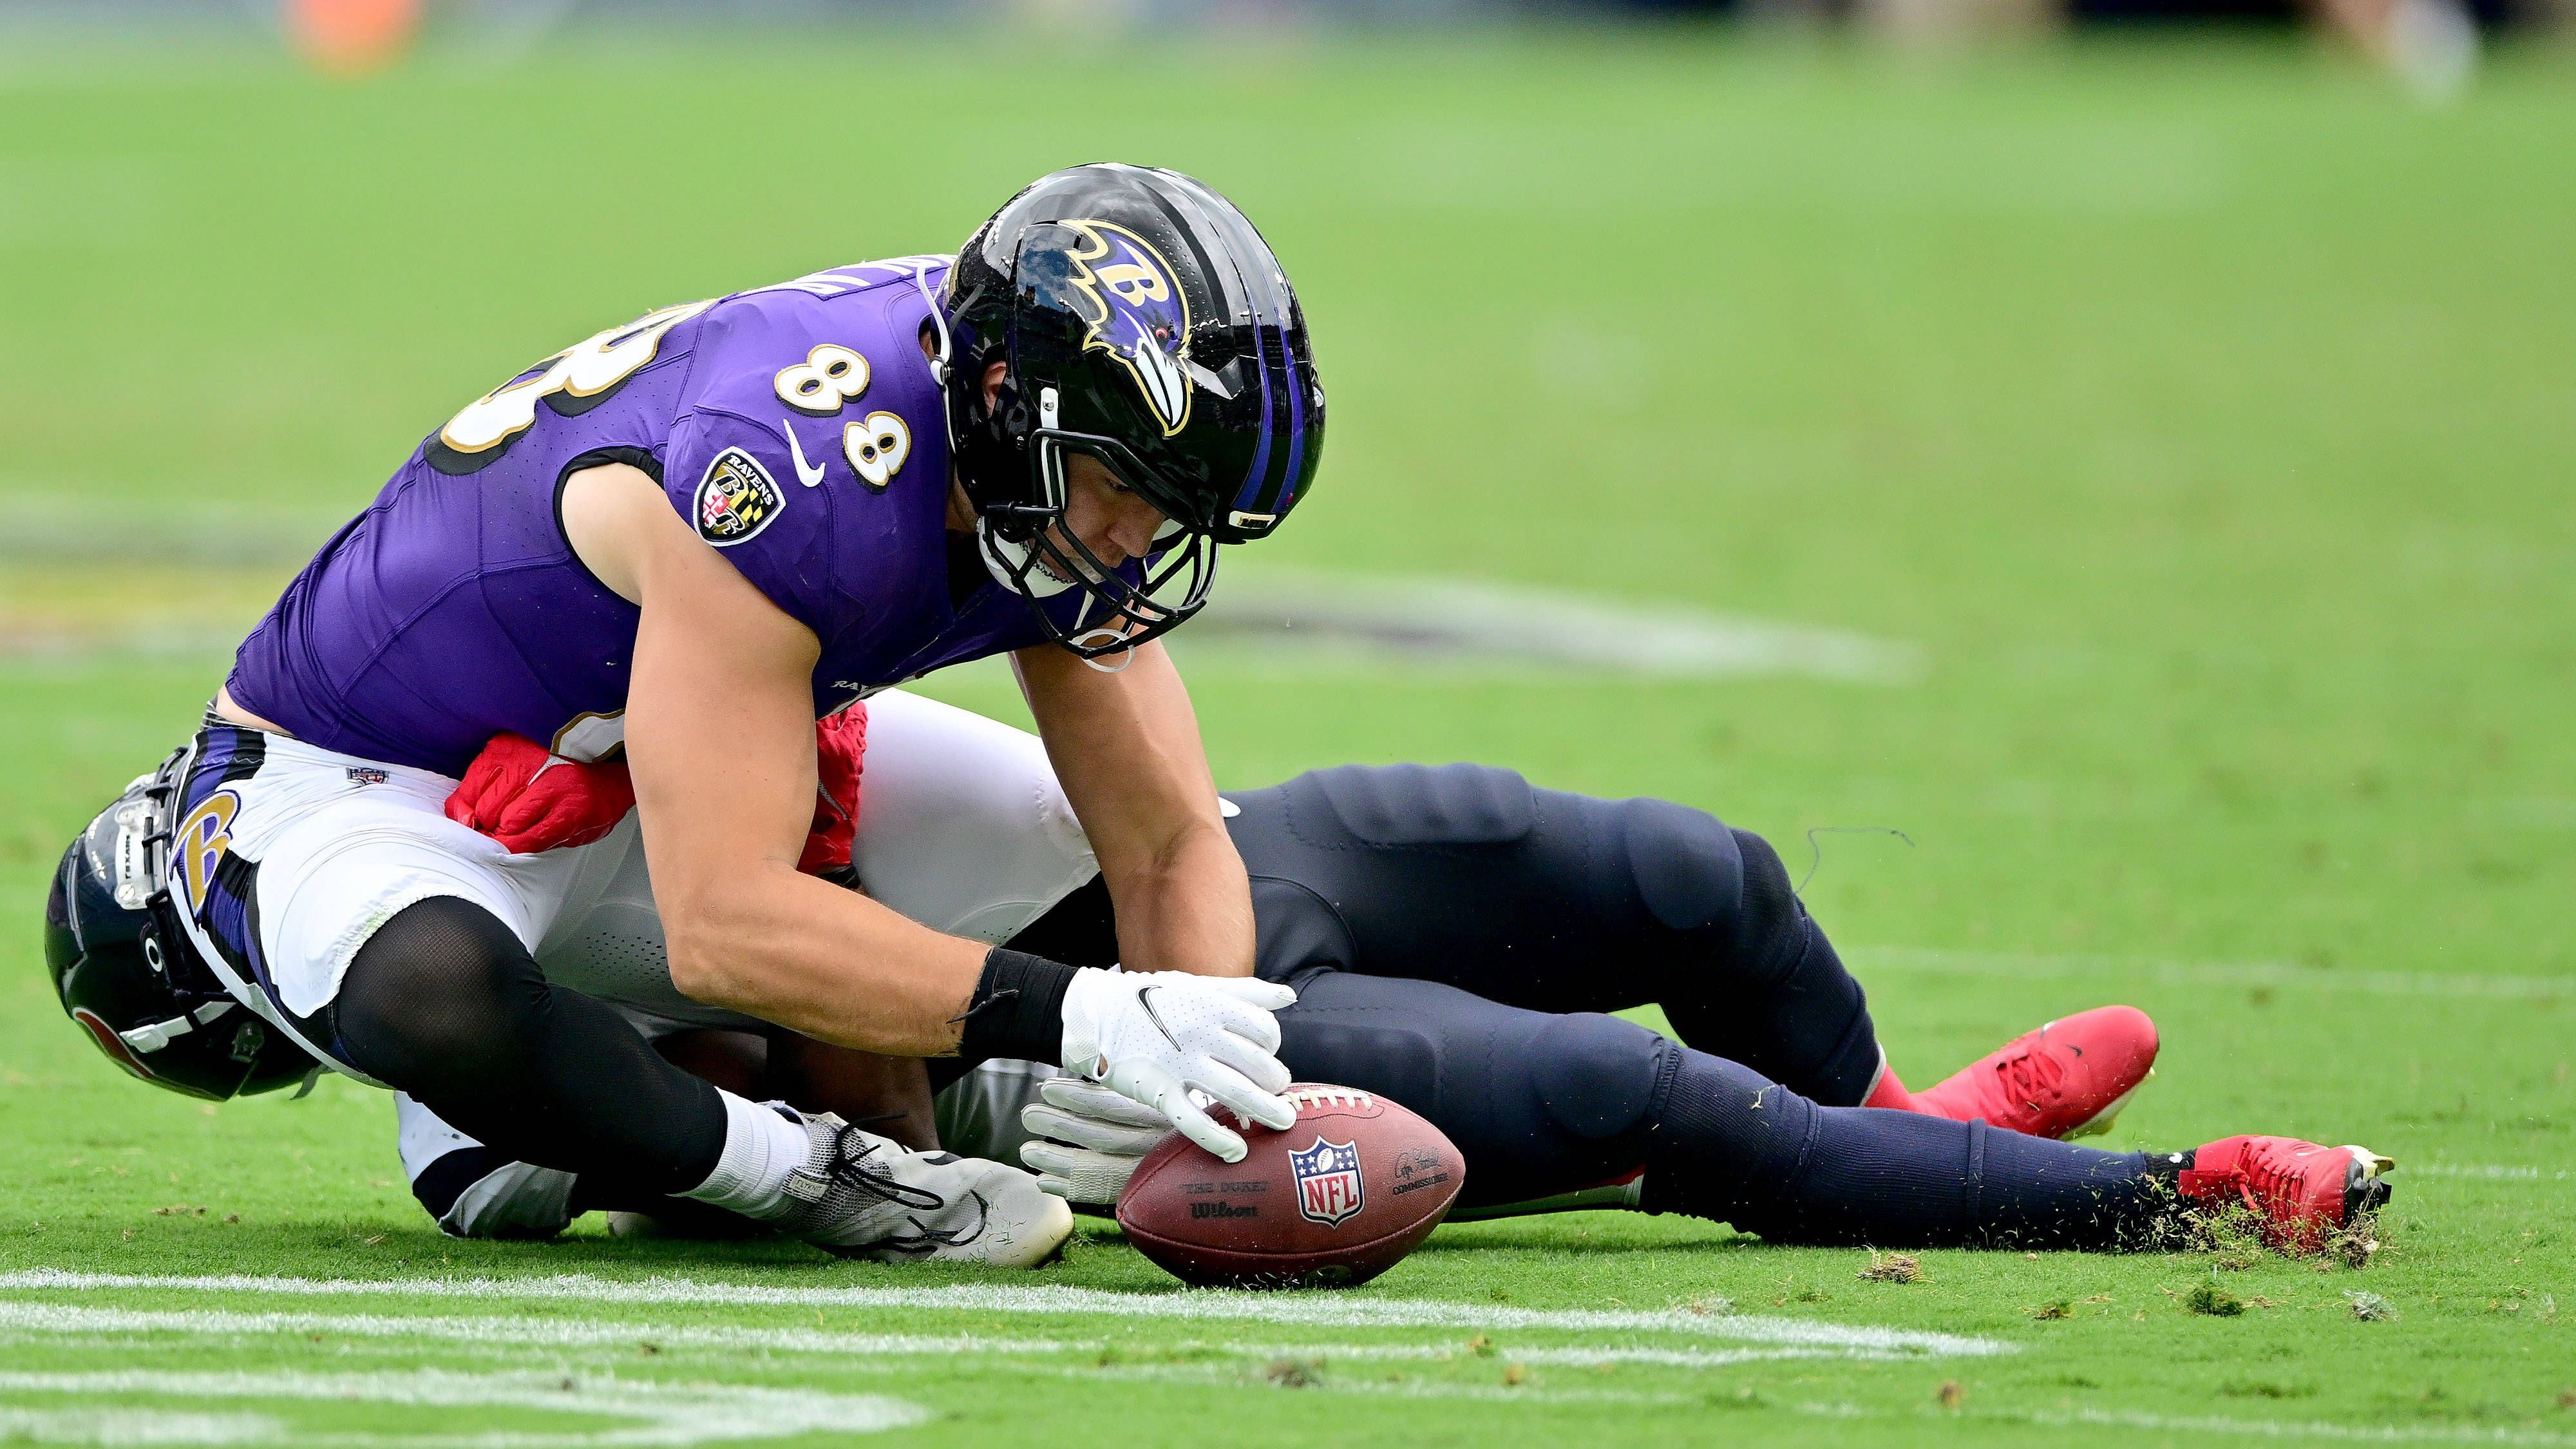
1057,967,1297,1164
1019,1077,1173,1205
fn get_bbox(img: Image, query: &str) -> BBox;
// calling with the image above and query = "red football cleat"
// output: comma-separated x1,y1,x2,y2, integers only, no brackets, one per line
2177,1136,2396,1253
1911,1005,2160,1141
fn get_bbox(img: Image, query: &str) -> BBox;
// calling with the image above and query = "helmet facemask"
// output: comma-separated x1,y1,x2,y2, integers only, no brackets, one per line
974,391,1218,663
936,165,1323,664
48,757,318,1103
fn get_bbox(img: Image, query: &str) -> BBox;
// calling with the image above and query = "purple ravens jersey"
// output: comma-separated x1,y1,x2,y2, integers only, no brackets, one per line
227,257,1099,777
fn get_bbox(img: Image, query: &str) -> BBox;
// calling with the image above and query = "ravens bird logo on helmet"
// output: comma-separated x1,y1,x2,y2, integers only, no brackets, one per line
1059,220,1194,435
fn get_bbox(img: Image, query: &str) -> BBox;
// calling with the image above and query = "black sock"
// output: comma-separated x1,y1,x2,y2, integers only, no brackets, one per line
2141,1148,2195,1182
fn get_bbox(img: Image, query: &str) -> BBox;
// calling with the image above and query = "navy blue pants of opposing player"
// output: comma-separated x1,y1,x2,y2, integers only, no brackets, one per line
1019,763,2171,1247
1244,762,1890,1213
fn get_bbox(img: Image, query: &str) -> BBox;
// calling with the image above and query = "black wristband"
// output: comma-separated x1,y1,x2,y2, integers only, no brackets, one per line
955,948,1080,1065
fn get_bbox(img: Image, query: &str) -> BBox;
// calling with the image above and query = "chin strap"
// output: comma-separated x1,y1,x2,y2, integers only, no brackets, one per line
1077,641,1137,676
923,256,1187,671
912,257,954,390
913,256,971,533
117,995,239,1056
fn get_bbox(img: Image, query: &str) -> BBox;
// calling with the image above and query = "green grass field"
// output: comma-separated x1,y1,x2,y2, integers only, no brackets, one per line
3,23,2573,1446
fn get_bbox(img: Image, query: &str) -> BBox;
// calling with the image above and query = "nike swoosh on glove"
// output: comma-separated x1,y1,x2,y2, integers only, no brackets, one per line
1019,1076,1174,1205
1057,969,1298,1164
443,733,634,853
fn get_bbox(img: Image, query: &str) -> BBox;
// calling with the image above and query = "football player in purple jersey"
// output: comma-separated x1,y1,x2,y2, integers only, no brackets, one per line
45,163,2391,1271
44,166,1327,1265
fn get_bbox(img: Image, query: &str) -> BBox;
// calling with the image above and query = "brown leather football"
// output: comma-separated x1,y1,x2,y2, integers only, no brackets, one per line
1114,1083,1464,1289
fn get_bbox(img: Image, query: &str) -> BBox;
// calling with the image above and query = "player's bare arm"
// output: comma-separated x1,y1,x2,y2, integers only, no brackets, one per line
942,337,1256,978
1015,638,1254,978
575,460,990,1055
52,167,1335,1263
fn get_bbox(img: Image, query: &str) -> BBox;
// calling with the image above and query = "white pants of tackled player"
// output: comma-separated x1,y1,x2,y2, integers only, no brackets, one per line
169,689,1090,1238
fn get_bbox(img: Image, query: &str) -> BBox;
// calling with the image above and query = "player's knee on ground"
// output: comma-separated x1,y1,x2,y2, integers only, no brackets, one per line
397,1093,578,1239
411,1150,578,1239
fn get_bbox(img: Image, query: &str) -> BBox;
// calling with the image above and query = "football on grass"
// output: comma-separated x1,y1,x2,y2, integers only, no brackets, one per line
1115,1083,1464,1289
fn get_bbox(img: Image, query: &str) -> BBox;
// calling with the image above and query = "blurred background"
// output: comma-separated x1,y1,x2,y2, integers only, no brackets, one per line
6,0,2557,95
1,0,2570,1192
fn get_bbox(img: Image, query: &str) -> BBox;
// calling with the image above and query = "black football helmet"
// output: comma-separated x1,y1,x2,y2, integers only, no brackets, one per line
44,763,315,1101
936,164,1324,659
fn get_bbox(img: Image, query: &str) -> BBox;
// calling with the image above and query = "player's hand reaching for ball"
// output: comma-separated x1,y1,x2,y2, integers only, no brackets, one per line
1019,1077,1172,1204
1057,968,1296,1164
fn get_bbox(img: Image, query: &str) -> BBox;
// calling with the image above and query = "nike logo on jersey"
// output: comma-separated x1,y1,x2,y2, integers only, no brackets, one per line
782,421,828,488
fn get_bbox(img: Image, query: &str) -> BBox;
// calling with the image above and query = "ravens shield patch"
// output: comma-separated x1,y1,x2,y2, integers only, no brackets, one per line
695,448,786,546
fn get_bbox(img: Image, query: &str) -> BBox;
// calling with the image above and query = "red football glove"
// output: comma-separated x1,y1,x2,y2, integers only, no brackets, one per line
442,733,635,853
798,703,867,875
444,710,866,871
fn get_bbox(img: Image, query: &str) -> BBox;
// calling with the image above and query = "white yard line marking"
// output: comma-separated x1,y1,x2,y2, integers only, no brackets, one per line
1855,946,2576,1001
0,551,1927,686
0,493,334,566
0,1270,2011,1359
0,1407,285,1446
0,1302,1053,1359
1980,1404,2576,1446
2405,1164,2573,1182
1182,571,1929,684
0,1369,926,1448
0,1303,1908,1372
1794,1401,2576,1446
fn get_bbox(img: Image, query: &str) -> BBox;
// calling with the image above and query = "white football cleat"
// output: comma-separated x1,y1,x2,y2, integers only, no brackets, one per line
770,1111,1072,1268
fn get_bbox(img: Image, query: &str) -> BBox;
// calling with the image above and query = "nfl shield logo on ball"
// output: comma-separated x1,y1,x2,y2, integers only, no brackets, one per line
1289,1137,1365,1227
